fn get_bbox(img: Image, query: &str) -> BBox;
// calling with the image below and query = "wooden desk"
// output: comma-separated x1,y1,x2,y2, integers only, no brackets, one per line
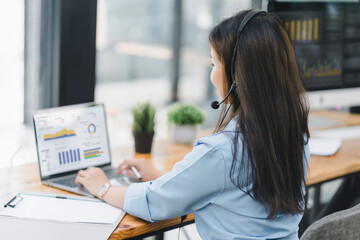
307,111,360,186
1,110,360,239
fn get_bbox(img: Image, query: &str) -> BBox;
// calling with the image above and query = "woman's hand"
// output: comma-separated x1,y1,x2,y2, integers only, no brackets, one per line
75,167,110,197
117,158,167,182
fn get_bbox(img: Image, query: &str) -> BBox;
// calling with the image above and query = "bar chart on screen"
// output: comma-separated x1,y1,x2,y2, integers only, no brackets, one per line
58,148,81,165
83,147,104,160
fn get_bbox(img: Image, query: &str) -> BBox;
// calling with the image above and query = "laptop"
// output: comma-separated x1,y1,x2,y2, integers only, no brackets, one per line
33,102,137,197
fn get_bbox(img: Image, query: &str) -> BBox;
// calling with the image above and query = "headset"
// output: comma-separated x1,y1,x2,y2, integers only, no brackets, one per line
211,9,264,111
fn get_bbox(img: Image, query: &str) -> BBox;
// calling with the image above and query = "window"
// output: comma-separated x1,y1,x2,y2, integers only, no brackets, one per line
96,0,174,109
95,0,253,147
0,0,24,127
0,0,25,168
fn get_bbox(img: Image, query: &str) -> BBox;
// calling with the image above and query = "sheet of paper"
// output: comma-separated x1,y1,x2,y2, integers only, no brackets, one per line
0,193,124,224
0,213,124,240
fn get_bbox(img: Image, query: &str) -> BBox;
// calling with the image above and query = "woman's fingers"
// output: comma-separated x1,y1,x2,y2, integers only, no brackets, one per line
74,167,110,196
116,161,129,173
74,174,85,185
117,159,142,173
122,169,137,179
117,157,164,181
77,169,86,177
75,169,89,184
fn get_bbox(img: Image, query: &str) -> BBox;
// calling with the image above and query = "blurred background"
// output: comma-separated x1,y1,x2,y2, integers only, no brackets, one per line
1,2,256,237
1,0,360,239
0,0,257,169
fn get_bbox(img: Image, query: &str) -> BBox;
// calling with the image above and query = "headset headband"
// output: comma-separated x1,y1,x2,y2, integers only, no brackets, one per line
230,10,264,84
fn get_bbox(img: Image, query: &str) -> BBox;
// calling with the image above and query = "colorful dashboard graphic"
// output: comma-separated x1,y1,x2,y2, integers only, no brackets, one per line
277,12,322,44
58,149,81,165
284,18,319,42
298,58,341,78
84,147,104,160
44,128,76,141
295,44,342,88
88,123,96,134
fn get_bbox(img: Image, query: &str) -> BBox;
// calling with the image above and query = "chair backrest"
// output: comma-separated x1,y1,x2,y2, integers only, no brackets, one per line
300,203,360,240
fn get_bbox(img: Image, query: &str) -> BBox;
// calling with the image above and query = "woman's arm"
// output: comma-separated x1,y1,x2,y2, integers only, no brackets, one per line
123,144,226,222
77,142,226,222
74,167,127,208
102,185,128,209
117,158,168,182
74,158,167,208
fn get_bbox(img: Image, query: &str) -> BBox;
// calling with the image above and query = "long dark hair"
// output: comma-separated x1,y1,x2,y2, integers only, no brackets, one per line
209,10,310,219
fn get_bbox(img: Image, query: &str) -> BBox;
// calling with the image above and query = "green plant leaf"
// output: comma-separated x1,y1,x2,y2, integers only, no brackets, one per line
167,103,205,125
132,102,156,133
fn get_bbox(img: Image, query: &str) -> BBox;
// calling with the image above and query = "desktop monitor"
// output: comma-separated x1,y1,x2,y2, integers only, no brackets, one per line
268,1,360,110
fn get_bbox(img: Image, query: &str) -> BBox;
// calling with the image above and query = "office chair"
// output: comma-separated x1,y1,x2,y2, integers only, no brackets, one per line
300,202,360,240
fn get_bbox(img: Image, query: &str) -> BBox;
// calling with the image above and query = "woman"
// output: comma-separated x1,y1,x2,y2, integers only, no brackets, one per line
75,9,310,239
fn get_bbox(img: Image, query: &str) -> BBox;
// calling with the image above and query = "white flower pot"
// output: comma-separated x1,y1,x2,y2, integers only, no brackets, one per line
170,125,197,144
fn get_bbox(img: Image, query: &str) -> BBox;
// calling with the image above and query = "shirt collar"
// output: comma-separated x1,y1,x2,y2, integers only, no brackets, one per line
223,116,238,132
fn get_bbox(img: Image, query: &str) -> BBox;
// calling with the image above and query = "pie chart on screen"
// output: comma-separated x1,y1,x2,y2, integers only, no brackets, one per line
88,123,96,134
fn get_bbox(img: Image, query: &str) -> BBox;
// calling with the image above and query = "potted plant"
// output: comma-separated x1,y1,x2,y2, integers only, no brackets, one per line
132,102,156,153
167,103,205,144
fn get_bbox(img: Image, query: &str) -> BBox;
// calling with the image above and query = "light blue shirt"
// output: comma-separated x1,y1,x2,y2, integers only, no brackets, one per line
124,118,310,240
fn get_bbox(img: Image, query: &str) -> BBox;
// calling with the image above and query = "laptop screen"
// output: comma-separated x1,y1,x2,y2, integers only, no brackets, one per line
33,103,111,178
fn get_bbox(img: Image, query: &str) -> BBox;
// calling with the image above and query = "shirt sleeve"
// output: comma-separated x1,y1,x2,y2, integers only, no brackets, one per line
123,141,226,222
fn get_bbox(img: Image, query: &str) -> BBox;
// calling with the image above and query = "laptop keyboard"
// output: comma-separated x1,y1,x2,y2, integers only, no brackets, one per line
53,177,79,188
104,168,118,178
52,168,130,188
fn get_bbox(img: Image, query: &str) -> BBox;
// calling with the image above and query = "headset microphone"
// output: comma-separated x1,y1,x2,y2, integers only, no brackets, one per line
211,100,220,109
211,83,236,109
